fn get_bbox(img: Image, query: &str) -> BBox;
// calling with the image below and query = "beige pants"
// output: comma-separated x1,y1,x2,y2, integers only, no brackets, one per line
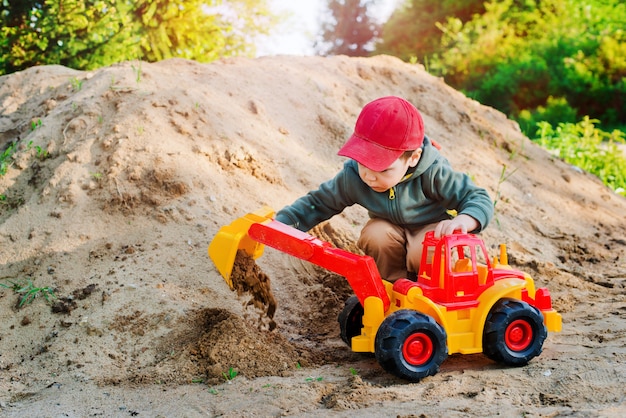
357,218,439,282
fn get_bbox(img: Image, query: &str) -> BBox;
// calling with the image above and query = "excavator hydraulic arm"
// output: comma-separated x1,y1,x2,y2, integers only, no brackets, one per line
209,207,390,311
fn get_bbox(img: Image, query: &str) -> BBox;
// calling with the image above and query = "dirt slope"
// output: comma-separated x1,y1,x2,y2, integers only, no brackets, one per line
0,55,625,417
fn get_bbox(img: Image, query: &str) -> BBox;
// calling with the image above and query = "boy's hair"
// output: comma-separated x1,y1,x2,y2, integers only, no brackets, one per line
400,150,416,160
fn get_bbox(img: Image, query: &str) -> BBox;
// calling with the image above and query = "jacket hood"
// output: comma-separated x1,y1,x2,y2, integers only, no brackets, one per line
399,135,439,184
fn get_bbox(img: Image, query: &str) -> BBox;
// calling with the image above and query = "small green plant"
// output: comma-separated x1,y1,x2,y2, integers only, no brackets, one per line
305,376,323,382
222,367,238,382
30,119,42,131
505,136,526,162
535,117,626,196
35,145,49,160
131,61,142,83
0,194,23,208
1,142,17,175
26,141,50,160
70,76,83,91
208,388,219,395
0,279,57,308
349,367,359,376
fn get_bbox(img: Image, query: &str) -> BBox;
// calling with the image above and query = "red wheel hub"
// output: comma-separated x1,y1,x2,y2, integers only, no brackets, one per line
402,332,433,366
505,319,533,351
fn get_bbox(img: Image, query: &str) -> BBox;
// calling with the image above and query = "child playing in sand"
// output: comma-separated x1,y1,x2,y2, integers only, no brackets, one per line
275,96,493,281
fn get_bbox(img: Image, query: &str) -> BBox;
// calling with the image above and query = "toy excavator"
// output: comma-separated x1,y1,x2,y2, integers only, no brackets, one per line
209,207,562,382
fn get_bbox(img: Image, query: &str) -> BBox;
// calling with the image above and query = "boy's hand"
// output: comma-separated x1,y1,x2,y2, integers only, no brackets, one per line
434,214,479,238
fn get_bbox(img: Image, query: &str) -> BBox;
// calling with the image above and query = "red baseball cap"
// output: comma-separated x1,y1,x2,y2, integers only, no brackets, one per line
338,96,425,171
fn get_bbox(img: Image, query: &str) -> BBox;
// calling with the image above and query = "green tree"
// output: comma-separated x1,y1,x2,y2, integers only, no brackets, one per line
429,0,626,131
316,0,381,56
378,0,626,132
0,0,276,75
376,0,484,63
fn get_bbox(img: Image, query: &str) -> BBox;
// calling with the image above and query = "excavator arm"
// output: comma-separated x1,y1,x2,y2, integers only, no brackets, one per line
209,207,390,311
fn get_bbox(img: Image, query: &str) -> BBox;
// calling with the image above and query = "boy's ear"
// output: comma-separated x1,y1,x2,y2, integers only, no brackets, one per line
408,149,422,167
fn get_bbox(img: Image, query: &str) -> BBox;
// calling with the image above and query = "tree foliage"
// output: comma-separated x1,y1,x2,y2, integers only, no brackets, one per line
376,0,484,62
0,0,276,75
377,0,626,133
316,0,381,56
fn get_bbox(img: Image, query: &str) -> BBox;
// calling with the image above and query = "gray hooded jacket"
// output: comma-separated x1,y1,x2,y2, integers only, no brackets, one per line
275,137,494,233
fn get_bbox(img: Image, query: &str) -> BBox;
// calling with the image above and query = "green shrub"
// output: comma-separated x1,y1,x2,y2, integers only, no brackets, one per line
414,0,626,132
534,117,626,196
517,96,578,137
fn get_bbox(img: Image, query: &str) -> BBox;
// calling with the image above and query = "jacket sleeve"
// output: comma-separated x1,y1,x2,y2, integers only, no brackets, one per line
274,165,356,231
422,160,494,233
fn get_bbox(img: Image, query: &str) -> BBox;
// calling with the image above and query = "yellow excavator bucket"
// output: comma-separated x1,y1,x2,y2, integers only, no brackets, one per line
208,206,275,289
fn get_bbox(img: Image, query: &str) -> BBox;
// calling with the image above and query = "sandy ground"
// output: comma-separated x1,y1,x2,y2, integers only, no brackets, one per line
0,55,625,417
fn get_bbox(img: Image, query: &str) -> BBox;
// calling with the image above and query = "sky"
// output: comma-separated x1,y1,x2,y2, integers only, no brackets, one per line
256,0,400,57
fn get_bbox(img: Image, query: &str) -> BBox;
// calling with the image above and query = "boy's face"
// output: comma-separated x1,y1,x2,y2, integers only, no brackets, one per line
357,149,422,193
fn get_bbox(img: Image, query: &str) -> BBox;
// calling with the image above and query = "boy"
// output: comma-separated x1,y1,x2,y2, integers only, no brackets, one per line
275,96,493,282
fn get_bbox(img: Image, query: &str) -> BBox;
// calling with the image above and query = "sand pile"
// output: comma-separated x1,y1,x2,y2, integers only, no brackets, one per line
0,55,624,416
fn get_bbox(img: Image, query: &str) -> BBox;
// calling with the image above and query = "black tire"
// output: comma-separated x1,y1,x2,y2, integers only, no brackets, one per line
374,310,448,382
483,299,547,366
338,295,364,346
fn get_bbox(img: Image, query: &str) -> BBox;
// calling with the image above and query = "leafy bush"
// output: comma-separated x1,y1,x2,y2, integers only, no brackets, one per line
391,0,626,132
1,0,278,75
517,96,578,137
534,117,626,196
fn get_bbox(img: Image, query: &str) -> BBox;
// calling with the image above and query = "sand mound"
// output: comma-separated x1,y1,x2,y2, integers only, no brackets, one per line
0,55,625,416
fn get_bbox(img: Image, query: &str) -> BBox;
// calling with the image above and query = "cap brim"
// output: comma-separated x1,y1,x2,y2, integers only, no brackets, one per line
337,134,403,172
